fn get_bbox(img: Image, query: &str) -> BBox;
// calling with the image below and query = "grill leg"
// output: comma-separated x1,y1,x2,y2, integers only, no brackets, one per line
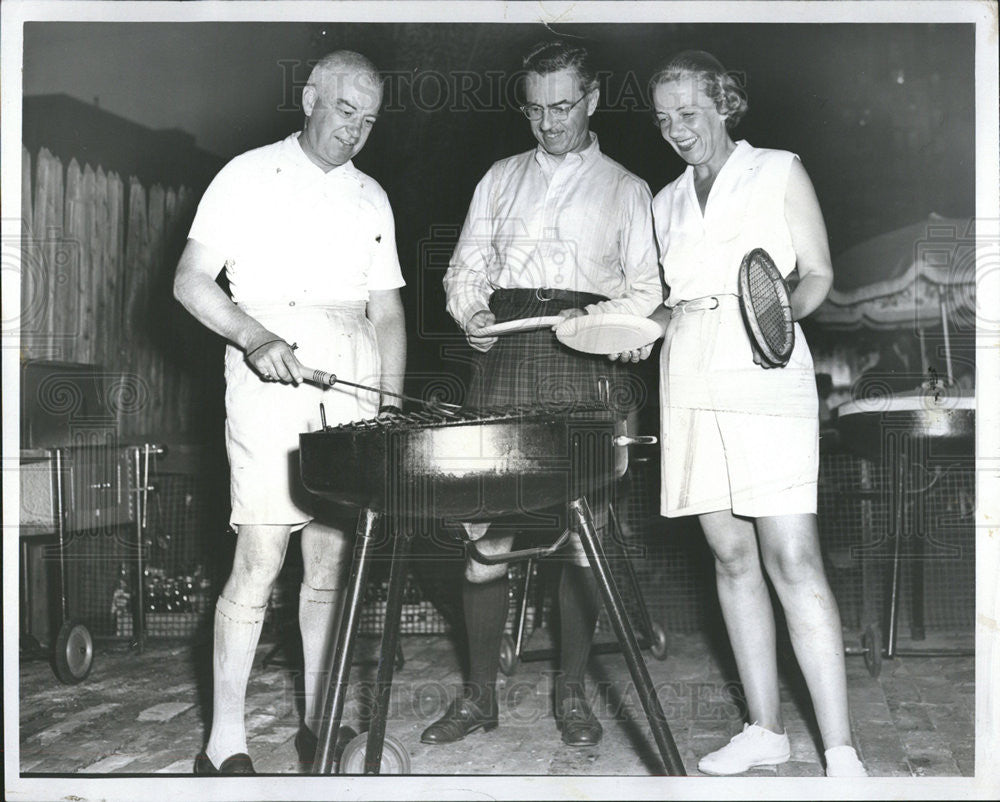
363,521,412,774
314,507,380,775
910,473,926,641
513,557,535,661
607,503,657,644
570,496,686,776
886,440,906,660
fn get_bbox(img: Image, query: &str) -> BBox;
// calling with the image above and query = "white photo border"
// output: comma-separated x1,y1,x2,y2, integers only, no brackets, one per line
3,2,998,801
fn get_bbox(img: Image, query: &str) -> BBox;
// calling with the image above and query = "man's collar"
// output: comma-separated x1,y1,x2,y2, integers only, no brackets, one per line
287,132,357,178
533,131,600,170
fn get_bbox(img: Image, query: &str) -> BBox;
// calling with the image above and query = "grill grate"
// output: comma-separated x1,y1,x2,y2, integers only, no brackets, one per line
321,403,619,433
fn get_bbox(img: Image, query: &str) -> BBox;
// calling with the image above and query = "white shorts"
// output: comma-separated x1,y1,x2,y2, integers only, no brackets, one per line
659,303,819,519
225,302,379,528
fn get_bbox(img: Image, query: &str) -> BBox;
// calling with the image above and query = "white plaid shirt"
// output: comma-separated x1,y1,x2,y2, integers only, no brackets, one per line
444,133,662,329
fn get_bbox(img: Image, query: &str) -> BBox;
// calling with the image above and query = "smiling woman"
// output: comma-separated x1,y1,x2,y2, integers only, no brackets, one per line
646,50,865,778
650,52,747,203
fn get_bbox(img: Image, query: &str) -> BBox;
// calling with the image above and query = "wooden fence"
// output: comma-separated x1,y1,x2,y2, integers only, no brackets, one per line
20,145,220,439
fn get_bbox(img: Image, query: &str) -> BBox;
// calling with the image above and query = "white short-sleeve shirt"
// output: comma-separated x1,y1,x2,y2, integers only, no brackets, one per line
654,140,796,304
188,133,405,304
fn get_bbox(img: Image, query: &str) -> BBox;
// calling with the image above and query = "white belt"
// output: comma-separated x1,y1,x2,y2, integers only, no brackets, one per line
238,300,367,314
670,294,740,314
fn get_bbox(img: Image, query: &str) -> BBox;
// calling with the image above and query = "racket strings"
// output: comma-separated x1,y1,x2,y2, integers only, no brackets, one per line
748,266,786,345
739,249,793,365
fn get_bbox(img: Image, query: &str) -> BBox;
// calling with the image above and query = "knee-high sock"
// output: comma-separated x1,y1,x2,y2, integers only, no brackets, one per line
559,565,600,691
299,583,343,732
206,595,267,767
463,574,509,708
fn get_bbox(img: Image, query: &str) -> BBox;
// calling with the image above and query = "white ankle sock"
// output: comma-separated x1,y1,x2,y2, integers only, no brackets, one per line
299,583,344,731
205,595,266,768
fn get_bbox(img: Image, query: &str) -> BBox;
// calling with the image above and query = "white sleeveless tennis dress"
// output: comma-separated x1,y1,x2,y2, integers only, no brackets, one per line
653,141,819,518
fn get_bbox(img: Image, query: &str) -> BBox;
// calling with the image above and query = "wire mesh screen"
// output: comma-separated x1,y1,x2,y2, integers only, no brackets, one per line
483,449,977,641
116,471,219,640
52,448,139,640
61,464,219,641
261,538,459,640
356,569,454,635
817,448,975,632
816,451,871,631
611,458,718,634
61,522,138,639
55,446,975,645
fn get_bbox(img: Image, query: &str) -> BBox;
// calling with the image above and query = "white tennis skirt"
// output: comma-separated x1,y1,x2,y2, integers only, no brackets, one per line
224,302,379,528
659,302,819,519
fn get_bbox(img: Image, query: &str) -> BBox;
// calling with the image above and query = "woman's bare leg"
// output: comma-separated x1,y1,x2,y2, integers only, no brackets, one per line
699,510,782,732
757,513,852,749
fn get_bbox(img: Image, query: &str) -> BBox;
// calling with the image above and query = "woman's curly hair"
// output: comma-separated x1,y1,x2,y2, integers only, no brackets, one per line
649,50,748,129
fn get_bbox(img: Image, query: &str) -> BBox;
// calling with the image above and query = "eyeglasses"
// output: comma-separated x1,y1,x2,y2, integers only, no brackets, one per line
520,93,589,122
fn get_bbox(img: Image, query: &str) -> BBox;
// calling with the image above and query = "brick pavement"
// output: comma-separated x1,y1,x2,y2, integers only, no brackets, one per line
17,626,974,780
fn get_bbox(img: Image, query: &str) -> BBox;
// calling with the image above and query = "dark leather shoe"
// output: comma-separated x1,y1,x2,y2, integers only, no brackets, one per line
556,691,603,747
420,697,498,745
193,750,255,775
295,725,318,767
295,724,357,771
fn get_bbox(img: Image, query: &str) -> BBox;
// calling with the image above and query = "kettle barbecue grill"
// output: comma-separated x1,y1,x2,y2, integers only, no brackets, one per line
299,400,686,776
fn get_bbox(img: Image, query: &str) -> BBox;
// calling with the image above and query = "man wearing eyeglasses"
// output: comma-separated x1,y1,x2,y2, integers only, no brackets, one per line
431,41,661,749
174,50,406,774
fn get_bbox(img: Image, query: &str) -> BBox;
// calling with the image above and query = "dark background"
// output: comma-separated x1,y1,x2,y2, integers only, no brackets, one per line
23,21,976,389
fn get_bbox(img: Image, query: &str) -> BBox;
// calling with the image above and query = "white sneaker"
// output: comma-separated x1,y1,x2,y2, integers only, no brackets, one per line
825,745,868,777
698,723,791,775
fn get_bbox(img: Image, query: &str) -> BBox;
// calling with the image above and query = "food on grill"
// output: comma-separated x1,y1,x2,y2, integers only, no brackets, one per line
300,405,626,520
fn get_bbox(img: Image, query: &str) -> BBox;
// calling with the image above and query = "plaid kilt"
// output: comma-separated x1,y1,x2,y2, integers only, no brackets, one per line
467,288,637,414
465,288,638,542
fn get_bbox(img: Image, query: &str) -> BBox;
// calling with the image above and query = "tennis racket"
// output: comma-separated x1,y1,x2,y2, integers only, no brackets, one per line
737,248,794,367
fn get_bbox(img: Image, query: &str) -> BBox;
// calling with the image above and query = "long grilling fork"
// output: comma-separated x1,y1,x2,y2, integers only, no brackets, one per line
299,364,462,418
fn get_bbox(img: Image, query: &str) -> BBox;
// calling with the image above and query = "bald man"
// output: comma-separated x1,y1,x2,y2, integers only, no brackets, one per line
174,50,406,775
